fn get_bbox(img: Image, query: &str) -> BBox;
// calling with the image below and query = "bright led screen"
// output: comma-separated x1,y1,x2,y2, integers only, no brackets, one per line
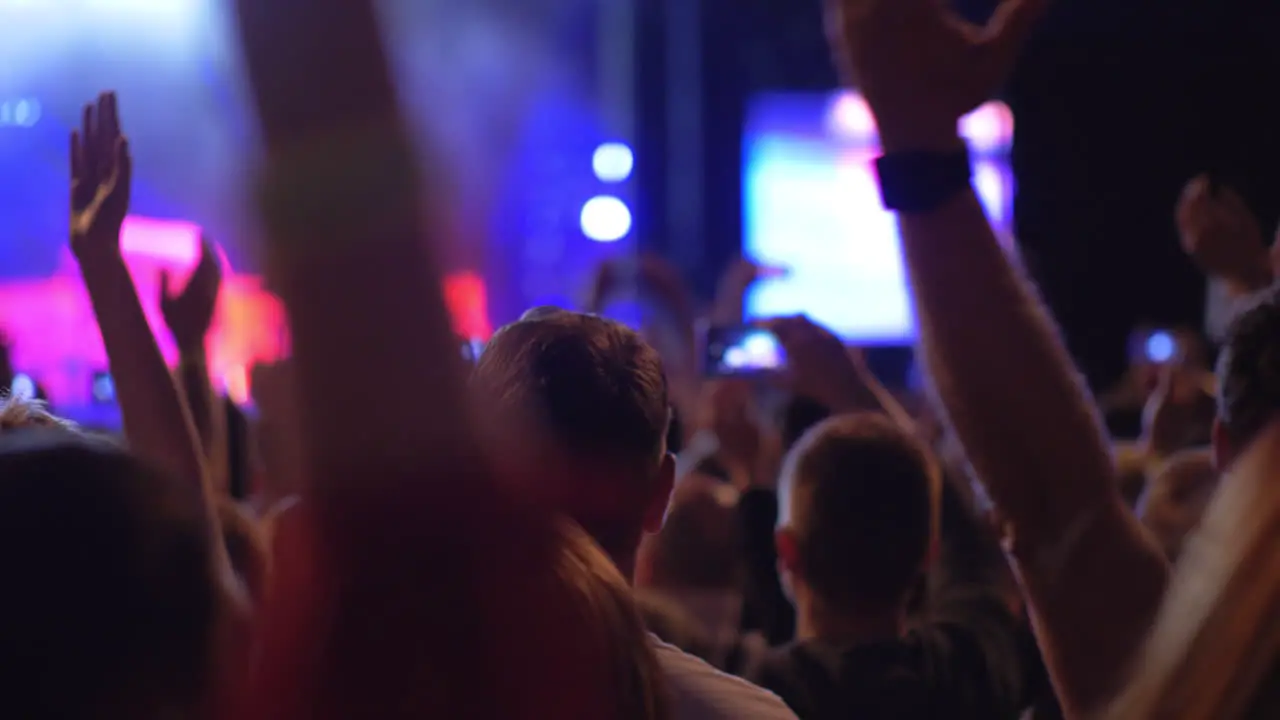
743,91,1014,343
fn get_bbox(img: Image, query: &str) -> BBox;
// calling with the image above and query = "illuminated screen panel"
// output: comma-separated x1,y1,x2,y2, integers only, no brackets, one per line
743,91,1014,343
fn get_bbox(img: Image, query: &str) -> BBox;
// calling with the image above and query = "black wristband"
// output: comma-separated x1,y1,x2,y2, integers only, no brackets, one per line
874,148,972,213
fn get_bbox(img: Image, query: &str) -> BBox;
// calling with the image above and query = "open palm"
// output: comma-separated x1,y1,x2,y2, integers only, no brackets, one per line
161,238,224,351
70,92,132,255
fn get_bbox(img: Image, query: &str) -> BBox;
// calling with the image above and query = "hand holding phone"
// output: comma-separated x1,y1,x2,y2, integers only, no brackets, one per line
702,324,786,377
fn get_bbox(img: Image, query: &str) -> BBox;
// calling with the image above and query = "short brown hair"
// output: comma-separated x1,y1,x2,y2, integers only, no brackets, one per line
472,309,670,555
475,309,670,464
780,413,940,612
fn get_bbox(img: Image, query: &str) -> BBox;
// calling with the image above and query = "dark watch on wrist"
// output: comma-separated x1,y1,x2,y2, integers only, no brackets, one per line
874,147,972,213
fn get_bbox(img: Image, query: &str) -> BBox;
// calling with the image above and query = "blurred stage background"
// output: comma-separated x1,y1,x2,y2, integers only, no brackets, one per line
1,0,1279,419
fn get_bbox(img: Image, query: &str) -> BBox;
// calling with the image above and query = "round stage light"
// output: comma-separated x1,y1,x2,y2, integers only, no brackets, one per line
580,196,632,243
592,142,634,182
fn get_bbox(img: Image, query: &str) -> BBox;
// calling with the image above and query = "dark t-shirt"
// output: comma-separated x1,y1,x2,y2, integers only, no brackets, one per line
751,590,1024,720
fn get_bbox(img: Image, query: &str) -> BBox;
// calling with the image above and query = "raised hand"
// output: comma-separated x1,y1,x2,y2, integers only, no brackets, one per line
161,238,223,353
769,315,916,430
70,92,132,256
768,315,864,410
711,258,786,324
1175,176,1272,292
1141,365,1215,460
826,0,1044,148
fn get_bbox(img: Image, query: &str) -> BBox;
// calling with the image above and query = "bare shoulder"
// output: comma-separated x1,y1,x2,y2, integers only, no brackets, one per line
650,636,798,719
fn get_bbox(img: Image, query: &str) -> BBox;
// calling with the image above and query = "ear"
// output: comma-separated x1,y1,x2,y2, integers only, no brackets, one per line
642,452,677,534
775,526,799,575
774,526,802,603
1211,416,1233,471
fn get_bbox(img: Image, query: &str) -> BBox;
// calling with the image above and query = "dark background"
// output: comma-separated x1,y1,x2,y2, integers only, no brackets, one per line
637,0,1280,389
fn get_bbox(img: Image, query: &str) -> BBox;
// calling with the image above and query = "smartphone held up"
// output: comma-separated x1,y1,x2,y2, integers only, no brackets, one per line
701,323,786,377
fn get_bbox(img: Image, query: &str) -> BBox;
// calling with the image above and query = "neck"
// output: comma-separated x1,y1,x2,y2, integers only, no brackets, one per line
795,592,905,645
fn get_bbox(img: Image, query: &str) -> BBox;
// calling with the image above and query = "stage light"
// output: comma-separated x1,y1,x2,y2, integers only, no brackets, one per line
224,365,248,405
592,142,634,182
826,92,876,142
1146,331,1176,364
0,98,41,128
960,101,1014,152
580,196,631,243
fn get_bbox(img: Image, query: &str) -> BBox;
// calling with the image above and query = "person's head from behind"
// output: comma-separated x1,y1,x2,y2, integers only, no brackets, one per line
776,413,940,637
473,308,675,572
0,428,220,718
1214,284,1280,469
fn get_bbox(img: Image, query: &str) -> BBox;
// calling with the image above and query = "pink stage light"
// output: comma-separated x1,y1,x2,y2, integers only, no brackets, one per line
826,93,878,142
1,215,497,408
825,91,1014,152
121,216,202,266
444,271,492,340
1,215,285,407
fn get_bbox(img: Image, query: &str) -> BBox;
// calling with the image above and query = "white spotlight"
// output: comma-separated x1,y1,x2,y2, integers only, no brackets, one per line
580,196,632,243
592,142,634,182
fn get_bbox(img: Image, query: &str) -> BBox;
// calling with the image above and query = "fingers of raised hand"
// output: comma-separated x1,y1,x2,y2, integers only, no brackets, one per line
70,132,83,184
69,132,90,210
1217,187,1257,232
1177,175,1211,217
73,93,124,201
95,95,115,168
99,93,120,147
81,102,99,189
765,315,808,347
112,136,132,190
974,0,1047,89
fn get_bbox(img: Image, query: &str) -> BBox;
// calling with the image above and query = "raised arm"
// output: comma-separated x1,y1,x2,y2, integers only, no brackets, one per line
769,315,914,430
71,93,210,504
1176,176,1273,299
160,237,227,491
234,0,473,486
826,0,1168,714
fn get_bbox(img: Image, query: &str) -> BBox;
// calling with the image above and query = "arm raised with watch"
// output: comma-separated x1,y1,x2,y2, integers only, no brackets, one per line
826,0,1170,715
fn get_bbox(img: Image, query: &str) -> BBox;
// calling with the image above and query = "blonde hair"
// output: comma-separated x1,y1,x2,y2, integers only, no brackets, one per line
554,519,670,720
0,395,78,433
1106,422,1280,718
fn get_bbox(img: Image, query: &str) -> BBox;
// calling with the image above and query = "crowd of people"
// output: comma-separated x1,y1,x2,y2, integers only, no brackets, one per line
3,0,1280,717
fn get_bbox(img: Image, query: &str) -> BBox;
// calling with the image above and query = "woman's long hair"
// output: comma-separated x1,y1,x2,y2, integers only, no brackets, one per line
554,519,670,720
